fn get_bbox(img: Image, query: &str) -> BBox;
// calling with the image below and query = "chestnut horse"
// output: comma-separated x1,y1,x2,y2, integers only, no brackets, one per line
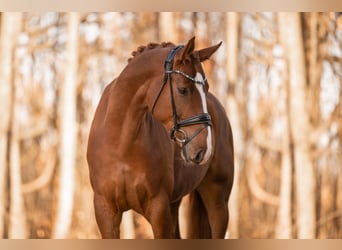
87,37,234,238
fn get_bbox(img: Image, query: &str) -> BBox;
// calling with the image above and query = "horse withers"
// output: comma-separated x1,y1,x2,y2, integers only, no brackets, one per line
87,37,234,238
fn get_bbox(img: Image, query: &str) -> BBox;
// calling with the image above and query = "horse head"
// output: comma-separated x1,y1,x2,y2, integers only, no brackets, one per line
149,37,222,165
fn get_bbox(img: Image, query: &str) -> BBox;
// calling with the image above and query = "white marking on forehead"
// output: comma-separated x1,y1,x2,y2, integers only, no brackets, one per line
194,72,208,113
194,72,212,164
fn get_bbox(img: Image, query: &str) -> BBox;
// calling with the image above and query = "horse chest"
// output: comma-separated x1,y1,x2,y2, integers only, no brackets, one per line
171,159,210,202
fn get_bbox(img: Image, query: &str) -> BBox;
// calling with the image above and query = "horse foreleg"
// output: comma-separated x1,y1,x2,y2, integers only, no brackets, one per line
187,191,211,238
197,185,229,239
170,200,181,238
94,193,122,238
145,194,173,238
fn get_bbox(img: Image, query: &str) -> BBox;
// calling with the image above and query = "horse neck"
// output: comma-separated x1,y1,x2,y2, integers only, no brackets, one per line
103,49,166,151
107,77,147,127
107,49,165,119
103,66,159,156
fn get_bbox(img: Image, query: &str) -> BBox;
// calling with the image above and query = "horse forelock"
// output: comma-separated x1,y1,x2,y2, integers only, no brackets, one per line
127,42,175,63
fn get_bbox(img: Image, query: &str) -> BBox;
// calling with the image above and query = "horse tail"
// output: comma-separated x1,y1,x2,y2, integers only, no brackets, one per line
186,190,211,238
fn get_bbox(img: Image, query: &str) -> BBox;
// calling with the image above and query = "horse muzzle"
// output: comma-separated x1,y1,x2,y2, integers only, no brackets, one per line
173,124,213,165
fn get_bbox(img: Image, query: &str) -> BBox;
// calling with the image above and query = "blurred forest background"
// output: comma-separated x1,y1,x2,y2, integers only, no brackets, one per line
0,12,342,239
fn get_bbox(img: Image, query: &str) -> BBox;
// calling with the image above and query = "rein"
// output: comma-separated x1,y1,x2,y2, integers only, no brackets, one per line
151,45,212,147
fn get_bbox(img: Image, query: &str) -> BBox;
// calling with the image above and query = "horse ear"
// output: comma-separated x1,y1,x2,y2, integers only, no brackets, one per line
180,36,196,62
197,41,222,62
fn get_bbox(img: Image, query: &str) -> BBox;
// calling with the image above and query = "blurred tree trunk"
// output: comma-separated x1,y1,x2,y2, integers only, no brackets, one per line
158,12,179,42
8,110,27,239
304,13,335,238
194,13,209,49
120,211,135,239
318,158,335,238
0,12,23,239
0,11,9,239
133,13,158,45
275,131,293,239
52,12,80,238
306,13,321,126
275,72,293,238
8,14,27,236
336,81,342,237
338,119,342,237
278,12,316,239
225,12,240,239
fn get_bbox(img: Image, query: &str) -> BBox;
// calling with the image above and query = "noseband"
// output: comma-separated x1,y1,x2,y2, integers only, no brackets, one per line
151,45,212,147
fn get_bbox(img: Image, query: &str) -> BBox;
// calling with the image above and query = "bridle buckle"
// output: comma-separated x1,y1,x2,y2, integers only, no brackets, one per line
171,128,188,144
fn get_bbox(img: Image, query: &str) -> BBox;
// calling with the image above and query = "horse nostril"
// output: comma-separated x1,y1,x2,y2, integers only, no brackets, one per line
193,149,205,164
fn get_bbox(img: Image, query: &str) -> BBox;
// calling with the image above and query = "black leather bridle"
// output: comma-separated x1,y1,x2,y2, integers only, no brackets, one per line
151,45,212,148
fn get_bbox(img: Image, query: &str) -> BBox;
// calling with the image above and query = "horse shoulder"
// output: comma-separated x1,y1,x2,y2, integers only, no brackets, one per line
87,80,122,185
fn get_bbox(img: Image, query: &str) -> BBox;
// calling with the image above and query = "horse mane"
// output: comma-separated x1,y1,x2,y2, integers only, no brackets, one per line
128,42,175,63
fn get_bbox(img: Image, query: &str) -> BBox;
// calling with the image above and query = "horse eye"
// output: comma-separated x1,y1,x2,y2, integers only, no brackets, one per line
177,87,188,96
